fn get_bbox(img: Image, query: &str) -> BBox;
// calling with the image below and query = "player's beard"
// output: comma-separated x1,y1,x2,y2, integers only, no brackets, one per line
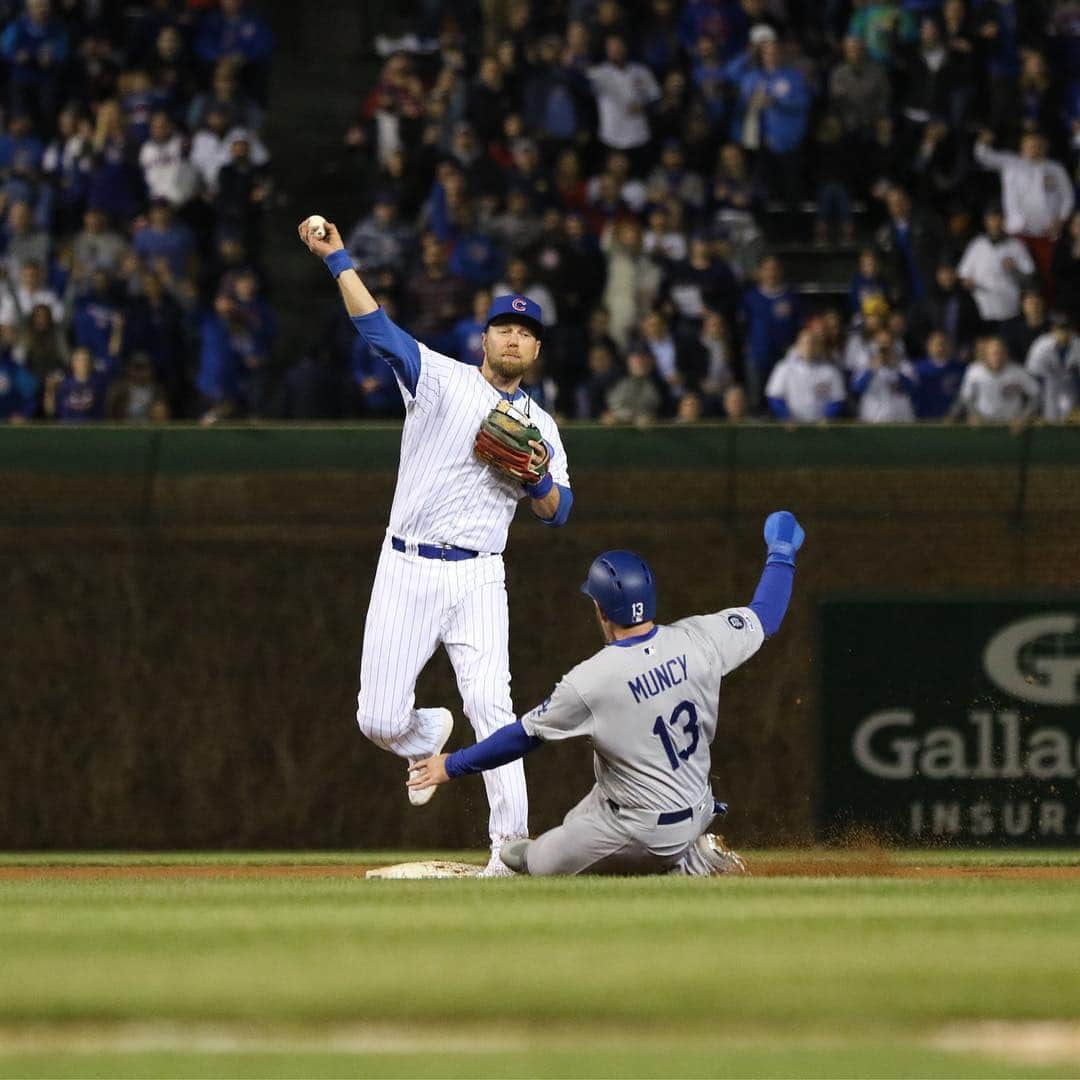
485,349,534,382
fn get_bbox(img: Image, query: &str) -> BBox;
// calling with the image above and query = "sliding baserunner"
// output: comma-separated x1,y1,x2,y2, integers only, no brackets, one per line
407,511,804,875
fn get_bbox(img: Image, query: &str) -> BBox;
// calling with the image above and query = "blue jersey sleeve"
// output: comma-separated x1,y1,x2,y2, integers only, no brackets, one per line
767,396,791,420
445,720,543,778
748,562,795,638
350,307,422,397
533,483,573,527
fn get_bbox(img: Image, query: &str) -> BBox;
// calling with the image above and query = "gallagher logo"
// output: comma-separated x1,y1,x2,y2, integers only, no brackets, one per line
982,613,1080,706
511,297,528,312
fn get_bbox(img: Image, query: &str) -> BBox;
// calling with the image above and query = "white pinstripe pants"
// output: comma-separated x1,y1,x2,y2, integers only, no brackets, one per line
355,534,528,847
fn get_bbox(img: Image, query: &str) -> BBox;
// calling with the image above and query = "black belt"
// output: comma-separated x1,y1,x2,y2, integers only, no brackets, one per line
391,536,479,561
607,798,693,825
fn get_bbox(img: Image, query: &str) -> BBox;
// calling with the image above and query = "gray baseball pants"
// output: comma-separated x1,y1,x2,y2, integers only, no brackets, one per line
516,785,716,876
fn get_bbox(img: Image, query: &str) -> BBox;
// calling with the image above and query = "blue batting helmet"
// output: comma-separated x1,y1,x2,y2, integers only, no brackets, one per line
580,550,656,627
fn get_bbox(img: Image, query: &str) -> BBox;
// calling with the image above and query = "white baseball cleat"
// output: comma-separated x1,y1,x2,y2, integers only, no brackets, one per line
406,708,454,807
695,833,750,876
479,854,518,878
479,838,529,877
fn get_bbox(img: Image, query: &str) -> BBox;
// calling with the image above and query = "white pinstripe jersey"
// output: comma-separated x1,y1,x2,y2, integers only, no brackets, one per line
389,342,569,554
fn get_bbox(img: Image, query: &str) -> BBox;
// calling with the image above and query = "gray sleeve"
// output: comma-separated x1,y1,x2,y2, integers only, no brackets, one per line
676,607,765,676
520,677,592,742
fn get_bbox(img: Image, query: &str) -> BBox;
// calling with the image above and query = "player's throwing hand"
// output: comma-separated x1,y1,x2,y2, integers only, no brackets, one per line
297,216,344,259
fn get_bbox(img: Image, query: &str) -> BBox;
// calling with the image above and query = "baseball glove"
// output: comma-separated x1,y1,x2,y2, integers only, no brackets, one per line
474,400,549,484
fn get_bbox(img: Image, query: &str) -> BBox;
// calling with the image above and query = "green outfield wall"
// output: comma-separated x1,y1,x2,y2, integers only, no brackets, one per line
2,424,1078,849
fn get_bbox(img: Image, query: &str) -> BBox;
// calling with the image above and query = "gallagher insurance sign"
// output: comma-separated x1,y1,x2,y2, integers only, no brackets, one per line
820,599,1080,844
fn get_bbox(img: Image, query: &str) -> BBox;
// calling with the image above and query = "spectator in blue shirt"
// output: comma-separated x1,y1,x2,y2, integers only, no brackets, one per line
1,0,69,127
196,0,274,101
45,346,107,422
678,0,749,61
737,38,812,156
195,268,274,419
447,203,504,287
741,254,802,411
121,69,169,148
195,292,243,422
522,35,591,145
738,38,812,207
345,192,413,276
722,22,774,128
226,266,276,362
913,328,967,418
0,111,45,174
71,271,125,377
0,349,39,421
85,101,143,225
132,199,196,281
691,35,729,125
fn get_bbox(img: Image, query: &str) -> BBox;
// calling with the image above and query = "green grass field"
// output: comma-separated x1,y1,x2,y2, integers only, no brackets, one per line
1,850,1079,1079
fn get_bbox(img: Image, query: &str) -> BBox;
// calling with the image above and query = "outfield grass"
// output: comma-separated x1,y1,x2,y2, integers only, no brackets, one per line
1,852,1078,1078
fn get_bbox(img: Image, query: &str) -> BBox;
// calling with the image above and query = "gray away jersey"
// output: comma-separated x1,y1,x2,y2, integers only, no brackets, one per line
521,608,764,812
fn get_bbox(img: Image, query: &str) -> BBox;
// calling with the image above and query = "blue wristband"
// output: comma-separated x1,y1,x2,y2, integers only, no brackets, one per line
524,470,554,499
324,249,353,279
766,548,796,567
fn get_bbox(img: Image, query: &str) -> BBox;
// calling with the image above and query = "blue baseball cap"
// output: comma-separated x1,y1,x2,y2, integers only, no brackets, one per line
485,294,544,339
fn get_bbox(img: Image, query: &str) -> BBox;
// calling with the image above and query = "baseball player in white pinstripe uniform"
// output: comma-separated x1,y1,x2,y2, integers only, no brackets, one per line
299,216,572,876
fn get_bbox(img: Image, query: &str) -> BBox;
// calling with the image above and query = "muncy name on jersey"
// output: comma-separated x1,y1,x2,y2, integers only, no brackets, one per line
628,655,688,704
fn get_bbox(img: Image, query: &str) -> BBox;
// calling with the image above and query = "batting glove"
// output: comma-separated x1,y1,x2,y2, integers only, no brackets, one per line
763,510,805,567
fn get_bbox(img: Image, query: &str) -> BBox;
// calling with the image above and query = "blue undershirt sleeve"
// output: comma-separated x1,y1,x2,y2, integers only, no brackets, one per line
350,307,421,397
849,371,872,396
533,483,573,527
767,396,791,420
748,562,795,638
444,721,543,778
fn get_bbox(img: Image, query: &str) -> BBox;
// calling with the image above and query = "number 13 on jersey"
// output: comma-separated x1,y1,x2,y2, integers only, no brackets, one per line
651,700,700,771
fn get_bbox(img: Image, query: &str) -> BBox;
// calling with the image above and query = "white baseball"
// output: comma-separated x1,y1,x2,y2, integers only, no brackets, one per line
306,214,327,241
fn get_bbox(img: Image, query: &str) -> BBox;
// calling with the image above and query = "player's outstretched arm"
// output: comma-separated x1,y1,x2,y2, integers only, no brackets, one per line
298,215,422,394
407,677,589,789
407,720,543,789
297,217,377,316
748,510,805,638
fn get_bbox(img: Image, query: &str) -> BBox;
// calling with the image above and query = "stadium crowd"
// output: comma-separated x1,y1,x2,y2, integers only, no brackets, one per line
0,0,274,423
1,0,1079,426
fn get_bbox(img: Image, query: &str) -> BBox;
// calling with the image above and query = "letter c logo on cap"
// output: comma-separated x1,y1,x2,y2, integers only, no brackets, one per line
511,297,528,312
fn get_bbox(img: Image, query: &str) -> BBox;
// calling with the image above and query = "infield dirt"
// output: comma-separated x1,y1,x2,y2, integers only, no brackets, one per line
1,855,1078,880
